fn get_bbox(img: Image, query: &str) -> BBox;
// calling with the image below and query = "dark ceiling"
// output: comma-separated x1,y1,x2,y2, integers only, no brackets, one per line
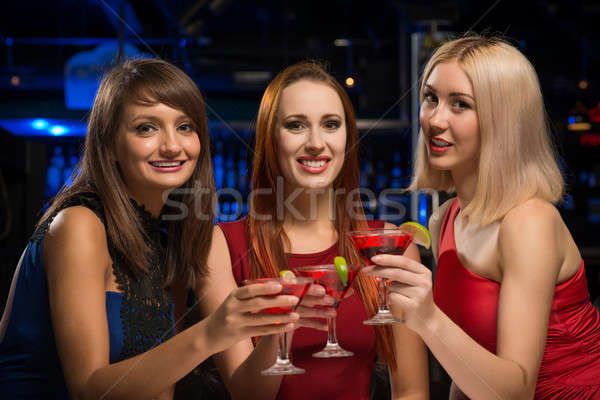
0,0,599,121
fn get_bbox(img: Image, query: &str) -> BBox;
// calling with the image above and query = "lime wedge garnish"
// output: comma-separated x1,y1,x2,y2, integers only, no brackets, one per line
334,256,349,286
279,269,297,284
399,222,432,249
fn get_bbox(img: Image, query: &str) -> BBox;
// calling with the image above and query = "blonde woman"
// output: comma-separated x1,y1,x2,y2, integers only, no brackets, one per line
366,35,600,399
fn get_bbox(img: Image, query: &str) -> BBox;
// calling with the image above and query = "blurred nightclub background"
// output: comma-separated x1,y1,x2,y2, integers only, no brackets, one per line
0,1,599,398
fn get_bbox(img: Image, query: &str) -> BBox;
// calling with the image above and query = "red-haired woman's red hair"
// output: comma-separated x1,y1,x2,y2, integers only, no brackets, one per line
248,61,397,370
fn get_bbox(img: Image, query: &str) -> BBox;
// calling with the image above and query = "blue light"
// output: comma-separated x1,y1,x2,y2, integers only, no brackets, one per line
568,116,576,125
31,119,49,130
418,193,428,226
5,37,13,46
50,125,68,135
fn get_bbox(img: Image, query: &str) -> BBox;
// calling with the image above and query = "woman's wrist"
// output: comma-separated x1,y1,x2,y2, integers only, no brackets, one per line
191,317,219,356
413,304,442,336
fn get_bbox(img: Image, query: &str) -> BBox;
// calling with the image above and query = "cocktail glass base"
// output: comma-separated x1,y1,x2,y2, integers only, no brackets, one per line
313,343,354,358
261,359,305,375
363,310,404,325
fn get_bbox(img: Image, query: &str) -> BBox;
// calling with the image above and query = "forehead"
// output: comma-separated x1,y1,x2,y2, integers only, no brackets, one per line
278,80,344,116
121,101,188,120
425,60,473,95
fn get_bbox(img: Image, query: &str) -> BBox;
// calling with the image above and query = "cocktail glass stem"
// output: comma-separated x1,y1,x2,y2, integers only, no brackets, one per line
261,332,305,375
362,276,404,325
327,317,338,346
312,315,354,358
378,278,390,314
279,332,290,364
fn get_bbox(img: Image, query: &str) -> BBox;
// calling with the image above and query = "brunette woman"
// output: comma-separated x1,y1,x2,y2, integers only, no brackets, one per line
0,59,299,399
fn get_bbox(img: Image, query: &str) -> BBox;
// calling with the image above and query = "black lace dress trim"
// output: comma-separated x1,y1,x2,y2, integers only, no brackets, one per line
114,199,174,361
31,192,175,362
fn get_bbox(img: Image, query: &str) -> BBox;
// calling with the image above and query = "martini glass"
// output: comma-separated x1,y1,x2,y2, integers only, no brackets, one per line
348,228,413,325
294,264,362,358
243,276,314,375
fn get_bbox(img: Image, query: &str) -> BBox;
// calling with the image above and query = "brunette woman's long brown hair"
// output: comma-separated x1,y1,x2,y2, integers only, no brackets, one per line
39,58,215,289
248,61,396,369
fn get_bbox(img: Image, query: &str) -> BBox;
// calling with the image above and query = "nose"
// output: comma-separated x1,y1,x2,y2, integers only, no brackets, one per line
305,127,326,154
427,104,449,133
159,128,183,157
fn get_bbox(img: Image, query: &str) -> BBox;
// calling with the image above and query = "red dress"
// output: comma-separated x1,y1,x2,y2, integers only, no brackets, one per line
219,218,383,400
433,199,600,399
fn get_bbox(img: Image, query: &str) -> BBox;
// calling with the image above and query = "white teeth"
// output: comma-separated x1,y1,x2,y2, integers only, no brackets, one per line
431,138,451,147
300,160,327,168
151,161,183,167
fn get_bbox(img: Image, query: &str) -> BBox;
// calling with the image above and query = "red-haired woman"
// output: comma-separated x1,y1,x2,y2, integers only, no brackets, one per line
0,59,299,399
201,62,429,399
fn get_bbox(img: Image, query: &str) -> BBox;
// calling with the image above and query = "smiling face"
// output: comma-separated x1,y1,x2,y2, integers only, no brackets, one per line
115,101,200,203
275,80,347,191
420,60,481,177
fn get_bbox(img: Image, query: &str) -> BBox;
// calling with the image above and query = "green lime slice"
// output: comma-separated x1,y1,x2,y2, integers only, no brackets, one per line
279,269,297,284
334,256,349,286
399,221,432,249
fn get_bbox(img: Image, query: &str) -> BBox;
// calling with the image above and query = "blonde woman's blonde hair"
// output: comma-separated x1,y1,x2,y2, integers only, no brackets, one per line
409,35,564,225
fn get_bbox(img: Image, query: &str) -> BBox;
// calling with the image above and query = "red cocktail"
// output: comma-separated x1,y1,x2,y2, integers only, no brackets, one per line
243,276,314,375
294,264,361,357
349,228,413,325
351,233,413,264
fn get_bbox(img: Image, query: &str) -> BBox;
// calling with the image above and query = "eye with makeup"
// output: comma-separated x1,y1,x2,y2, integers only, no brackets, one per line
322,119,342,131
422,91,438,104
177,122,195,135
451,98,472,111
283,120,306,132
135,123,157,135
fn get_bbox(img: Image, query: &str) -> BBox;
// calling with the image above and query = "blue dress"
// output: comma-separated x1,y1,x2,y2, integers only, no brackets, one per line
0,192,175,398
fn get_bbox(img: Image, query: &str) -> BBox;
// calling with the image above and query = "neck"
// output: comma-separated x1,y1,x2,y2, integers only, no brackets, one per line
451,167,478,210
127,190,166,218
282,186,335,229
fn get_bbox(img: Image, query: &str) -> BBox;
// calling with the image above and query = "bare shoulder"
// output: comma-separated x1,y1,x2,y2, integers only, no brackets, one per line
500,198,561,237
498,198,564,274
206,225,233,280
46,206,106,239
43,206,109,273
428,198,454,232
209,225,230,259
428,198,454,259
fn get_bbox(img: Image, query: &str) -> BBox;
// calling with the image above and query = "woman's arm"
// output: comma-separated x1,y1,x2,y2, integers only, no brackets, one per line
389,242,430,400
382,223,429,399
45,207,297,400
369,200,563,400
202,226,332,400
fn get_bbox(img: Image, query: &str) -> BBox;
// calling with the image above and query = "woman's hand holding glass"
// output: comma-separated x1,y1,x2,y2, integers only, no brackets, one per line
364,254,437,332
203,283,300,354
292,284,337,331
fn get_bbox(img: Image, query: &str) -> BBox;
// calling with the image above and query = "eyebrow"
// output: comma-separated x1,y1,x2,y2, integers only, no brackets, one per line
424,84,475,100
129,114,190,123
283,113,342,120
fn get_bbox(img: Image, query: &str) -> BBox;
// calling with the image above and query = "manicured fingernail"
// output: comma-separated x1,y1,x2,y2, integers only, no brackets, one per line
371,255,383,263
289,296,299,305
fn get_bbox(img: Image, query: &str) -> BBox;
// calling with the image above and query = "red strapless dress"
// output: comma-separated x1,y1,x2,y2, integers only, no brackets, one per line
433,199,600,399
219,218,384,400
